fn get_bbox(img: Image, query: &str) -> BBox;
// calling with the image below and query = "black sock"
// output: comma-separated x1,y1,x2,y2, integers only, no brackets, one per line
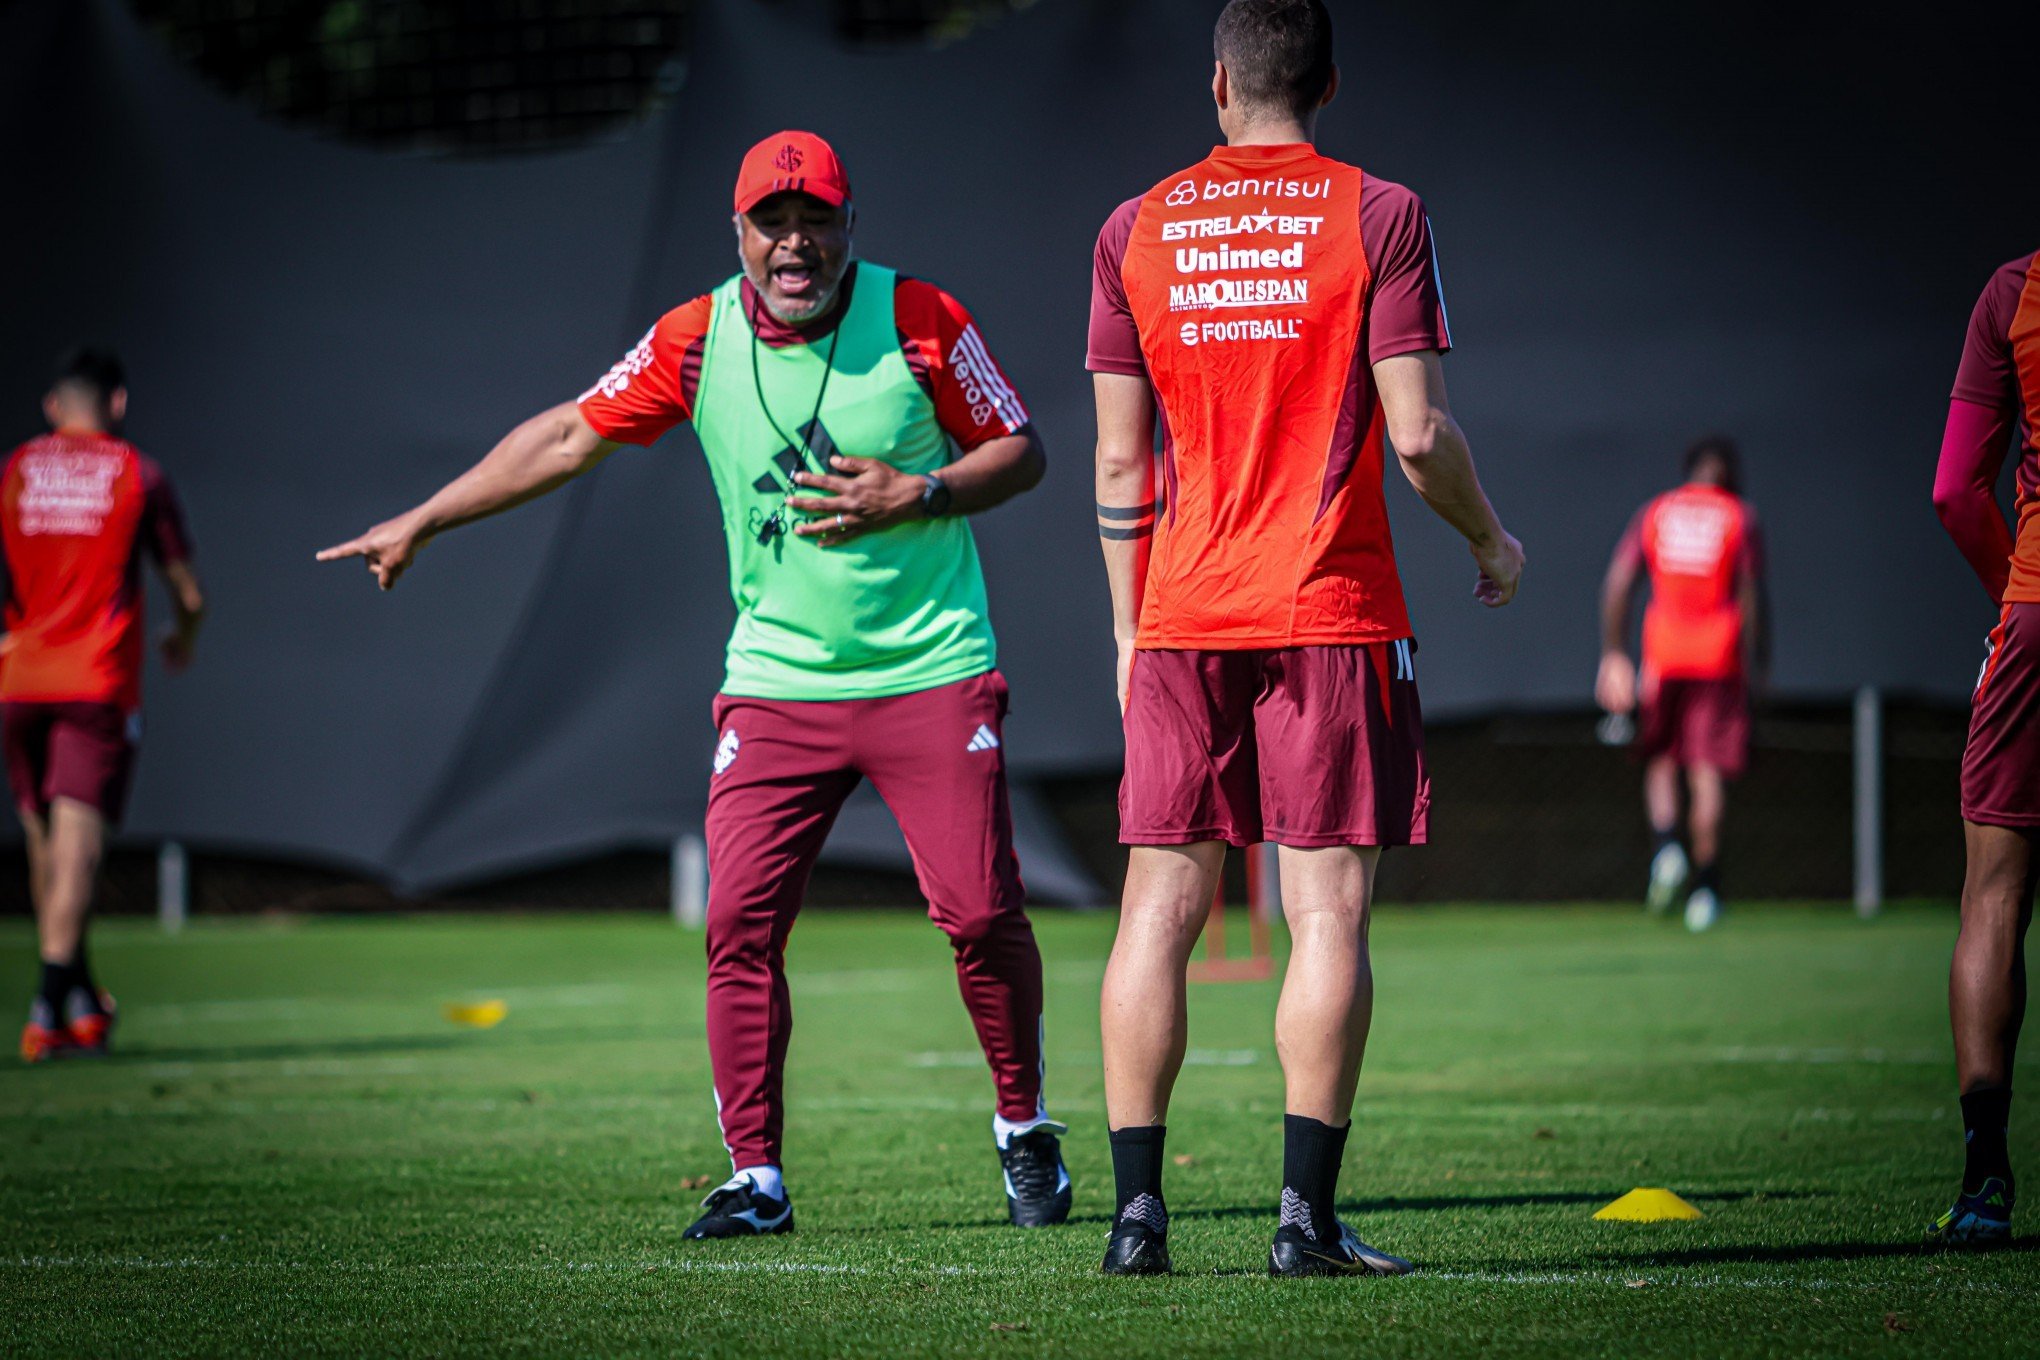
1281,1113,1349,1243
1961,1088,2014,1196
64,943,102,1015
68,941,95,996
1651,829,1680,858
1692,861,1720,895
1109,1124,1166,1226
35,960,74,1017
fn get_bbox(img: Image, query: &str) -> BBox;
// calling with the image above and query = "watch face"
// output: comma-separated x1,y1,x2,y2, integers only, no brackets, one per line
925,479,952,516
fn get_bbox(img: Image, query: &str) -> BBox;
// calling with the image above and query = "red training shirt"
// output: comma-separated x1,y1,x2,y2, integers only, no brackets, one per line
1612,483,1761,682
0,430,192,709
1942,251,2040,604
1087,143,1452,649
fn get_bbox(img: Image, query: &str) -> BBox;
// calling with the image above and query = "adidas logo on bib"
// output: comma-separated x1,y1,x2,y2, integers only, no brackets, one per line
966,724,1000,753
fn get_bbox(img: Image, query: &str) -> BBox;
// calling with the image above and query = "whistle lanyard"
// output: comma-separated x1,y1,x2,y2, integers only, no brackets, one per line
749,288,840,542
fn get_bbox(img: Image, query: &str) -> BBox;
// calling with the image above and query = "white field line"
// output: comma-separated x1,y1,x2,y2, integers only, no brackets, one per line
907,1049,1258,1069
907,1047,1944,1073
0,1258,2026,1293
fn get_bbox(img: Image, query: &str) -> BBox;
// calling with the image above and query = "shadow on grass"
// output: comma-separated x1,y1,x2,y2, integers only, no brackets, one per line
1058,1188,1819,1227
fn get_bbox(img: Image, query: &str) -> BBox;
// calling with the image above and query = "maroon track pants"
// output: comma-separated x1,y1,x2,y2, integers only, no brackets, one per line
703,670,1043,1170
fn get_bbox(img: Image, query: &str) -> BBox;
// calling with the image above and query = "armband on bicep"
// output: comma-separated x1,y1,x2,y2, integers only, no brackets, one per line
1097,501,1156,540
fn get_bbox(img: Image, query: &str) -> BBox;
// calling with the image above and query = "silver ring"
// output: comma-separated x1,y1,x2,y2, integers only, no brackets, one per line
836,514,845,529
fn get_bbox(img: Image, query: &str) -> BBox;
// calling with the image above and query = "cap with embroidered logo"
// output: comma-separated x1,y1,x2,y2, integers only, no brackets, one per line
733,131,852,215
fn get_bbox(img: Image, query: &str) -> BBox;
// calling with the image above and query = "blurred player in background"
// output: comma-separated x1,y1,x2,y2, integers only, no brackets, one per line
1596,436,1766,933
1088,0,1524,1277
1925,248,2040,1247
8,347,204,1062
320,132,1067,1239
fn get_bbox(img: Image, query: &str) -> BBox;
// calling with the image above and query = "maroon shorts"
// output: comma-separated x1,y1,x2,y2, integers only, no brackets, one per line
1962,602,2040,828
1,702,138,824
1635,676,1750,778
1121,643,1428,849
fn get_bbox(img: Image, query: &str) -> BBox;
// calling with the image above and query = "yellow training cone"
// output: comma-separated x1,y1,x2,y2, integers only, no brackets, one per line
1594,1188,1703,1222
442,999,508,1029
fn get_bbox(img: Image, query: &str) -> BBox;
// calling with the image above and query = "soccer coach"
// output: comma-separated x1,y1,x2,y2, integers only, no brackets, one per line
1088,0,1523,1276
320,132,1070,1239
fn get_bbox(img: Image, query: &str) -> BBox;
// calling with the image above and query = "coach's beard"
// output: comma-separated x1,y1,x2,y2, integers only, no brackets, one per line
743,244,854,328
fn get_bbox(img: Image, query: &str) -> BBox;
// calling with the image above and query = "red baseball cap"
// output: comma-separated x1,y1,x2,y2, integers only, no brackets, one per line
733,131,852,215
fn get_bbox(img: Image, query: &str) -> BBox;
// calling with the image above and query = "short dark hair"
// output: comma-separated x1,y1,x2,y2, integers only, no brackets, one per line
1683,433,1741,493
1214,0,1335,122
52,345,126,402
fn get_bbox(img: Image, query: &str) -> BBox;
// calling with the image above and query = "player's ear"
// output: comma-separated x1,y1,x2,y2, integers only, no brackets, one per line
1321,64,1340,109
1212,60,1229,110
108,388,128,425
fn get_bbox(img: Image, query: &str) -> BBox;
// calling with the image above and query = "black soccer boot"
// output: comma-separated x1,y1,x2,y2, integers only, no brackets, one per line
682,1173,795,1240
1101,1193,1172,1275
1269,1209,1412,1278
999,1122,1073,1227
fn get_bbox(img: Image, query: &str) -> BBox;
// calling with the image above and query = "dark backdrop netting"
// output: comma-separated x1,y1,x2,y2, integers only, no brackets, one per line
0,0,2032,898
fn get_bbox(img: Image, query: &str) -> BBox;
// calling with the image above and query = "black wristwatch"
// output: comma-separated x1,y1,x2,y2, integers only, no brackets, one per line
919,472,953,518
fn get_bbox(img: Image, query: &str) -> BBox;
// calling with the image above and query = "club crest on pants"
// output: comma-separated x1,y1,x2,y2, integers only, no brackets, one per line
713,728,740,775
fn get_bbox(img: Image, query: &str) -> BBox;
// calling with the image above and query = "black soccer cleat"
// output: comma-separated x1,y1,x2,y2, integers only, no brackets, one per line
1924,1177,2014,1250
1101,1194,1172,1275
1269,1219,1413,1278
999,1122,1072,1227
681,1174,795,1240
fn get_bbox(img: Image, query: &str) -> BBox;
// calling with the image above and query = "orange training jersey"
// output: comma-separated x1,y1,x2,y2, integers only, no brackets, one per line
2007,255,2040,600
1097,144,1442,649
1627,483,1760,681
0,431,191,708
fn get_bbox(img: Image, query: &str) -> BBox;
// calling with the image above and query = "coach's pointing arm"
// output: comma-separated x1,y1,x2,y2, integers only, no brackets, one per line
317,403,617,590
1374,351,1524,607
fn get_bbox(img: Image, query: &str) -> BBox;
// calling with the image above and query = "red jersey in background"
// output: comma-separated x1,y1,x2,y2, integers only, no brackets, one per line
0,431,191,710
1614,483,1761,682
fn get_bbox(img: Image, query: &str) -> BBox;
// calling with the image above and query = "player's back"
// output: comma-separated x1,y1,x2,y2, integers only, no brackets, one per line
1107,142,1411,649
1638,483,1753,680
0,431,156,707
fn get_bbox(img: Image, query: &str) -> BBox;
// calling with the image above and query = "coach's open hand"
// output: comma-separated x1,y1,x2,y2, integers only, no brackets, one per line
317,511,429,590
788,456,923,546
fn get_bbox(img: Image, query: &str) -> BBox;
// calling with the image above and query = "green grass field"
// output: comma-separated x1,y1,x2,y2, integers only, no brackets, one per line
1,903,2034,1358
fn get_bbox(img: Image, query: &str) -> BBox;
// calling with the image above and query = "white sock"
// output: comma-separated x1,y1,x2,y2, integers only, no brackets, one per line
727,1164,785,1201
993,1110,1066,1149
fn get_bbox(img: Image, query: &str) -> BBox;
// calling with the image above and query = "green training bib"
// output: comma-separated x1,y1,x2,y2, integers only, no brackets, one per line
692,263,996,700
